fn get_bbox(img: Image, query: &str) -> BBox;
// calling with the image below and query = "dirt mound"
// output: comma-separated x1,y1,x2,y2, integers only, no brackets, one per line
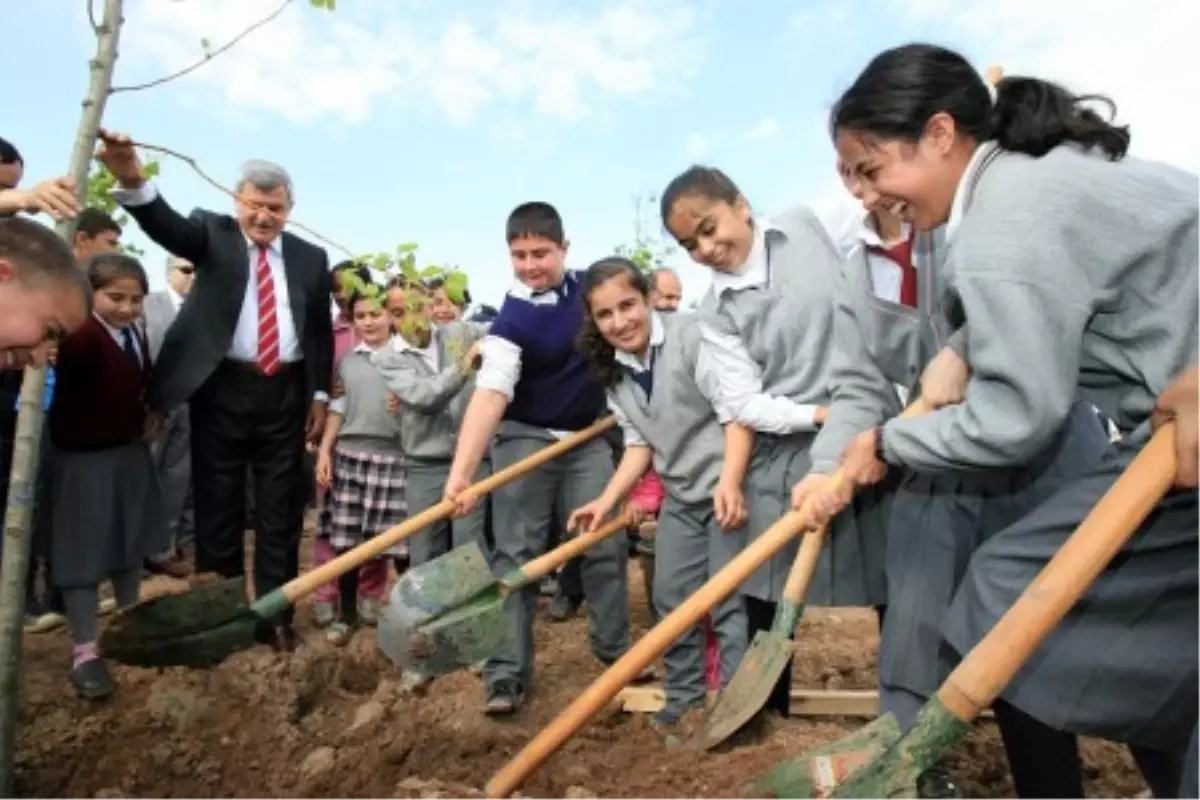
15,528,1144,798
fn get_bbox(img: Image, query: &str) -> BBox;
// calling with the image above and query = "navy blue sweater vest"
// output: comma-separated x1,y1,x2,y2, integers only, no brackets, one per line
489,272,605,431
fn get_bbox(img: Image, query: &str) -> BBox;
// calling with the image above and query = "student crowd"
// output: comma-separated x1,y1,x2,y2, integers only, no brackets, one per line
0,42,1195,799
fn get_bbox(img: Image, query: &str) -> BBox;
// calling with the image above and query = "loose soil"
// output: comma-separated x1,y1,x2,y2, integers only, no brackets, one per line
16,523,1144,798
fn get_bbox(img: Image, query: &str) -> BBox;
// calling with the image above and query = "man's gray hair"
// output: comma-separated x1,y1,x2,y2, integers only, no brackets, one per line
236,159,294,204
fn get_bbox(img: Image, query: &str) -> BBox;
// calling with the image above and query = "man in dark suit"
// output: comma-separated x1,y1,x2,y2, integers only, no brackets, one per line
99,130,332,650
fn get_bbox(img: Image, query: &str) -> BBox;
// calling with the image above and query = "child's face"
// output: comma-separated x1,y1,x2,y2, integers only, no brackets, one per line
664,194,754,273
588,274,651,356
834,117,961,232
93,275,145,329
352,297,390,346
509,235,567,293
429,287,462,324
386,286,432,345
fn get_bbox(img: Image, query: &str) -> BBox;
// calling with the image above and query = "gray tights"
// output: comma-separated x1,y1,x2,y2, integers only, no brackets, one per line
62,569,140,645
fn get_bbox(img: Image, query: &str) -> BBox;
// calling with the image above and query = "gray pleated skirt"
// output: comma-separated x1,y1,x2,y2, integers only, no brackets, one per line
878,400,1113,712
731,433,888,606
48,442,167,588
943,436,1198,753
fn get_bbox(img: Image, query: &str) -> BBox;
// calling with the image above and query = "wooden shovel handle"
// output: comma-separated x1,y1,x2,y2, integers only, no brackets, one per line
937,424,1178,723
779,396,935,605
281,417,617,604
500,513,634,594
485,398,935,797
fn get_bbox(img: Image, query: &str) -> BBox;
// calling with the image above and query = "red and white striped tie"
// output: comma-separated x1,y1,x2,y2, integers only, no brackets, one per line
255,245,280,376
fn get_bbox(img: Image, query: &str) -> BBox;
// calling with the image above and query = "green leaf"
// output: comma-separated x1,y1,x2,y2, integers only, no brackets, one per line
396,241,419,254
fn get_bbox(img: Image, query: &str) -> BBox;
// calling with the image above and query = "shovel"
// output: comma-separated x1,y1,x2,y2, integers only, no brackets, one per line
753,423,1179,799
99,417,617,669
700,400,933,750
378,512,634,677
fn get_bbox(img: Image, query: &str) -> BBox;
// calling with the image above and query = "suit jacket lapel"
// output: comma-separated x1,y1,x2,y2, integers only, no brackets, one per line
280,234,307,344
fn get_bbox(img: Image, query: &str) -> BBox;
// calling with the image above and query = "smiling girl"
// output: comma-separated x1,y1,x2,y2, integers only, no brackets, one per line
823,43,1197,797
659,167,888,722
315,290,408,646
567,256,751,736
47,253,166,700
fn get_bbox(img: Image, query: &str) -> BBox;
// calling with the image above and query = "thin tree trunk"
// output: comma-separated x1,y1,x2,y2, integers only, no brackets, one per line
0,0,124,791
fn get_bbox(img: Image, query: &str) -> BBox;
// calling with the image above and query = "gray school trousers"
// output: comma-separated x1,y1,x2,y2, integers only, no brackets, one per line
406,458,490,566
483,433,630,690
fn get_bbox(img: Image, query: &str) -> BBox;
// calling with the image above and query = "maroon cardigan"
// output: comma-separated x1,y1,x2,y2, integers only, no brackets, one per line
50,316,153,452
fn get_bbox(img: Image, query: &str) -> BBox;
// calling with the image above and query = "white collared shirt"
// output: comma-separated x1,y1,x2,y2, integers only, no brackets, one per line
95,313,144,368
167,286,185,313
945,144,992,242
850,213,914,306
697,218,823,435
394,328,440,373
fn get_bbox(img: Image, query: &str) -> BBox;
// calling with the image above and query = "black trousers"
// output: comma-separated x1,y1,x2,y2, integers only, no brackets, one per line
189,361,308,622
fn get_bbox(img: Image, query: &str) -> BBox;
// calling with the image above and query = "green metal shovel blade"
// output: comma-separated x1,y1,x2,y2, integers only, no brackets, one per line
699,627,792,749
99,577,260,668
377,542,512,676
751,713,903,798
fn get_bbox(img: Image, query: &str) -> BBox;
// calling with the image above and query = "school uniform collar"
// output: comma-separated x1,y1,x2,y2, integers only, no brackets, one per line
390,327,439,355
353,336,399,360
93,314,143,361
710,217,783,295
946,143,995,242
613,311,665,373
854,212,912,250
507,271,572,306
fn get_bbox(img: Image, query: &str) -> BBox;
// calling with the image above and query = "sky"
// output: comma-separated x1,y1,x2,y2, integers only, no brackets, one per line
8,0,1199,306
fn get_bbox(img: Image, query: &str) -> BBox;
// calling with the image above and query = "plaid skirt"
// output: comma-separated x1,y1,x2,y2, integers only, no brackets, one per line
318,445,409,556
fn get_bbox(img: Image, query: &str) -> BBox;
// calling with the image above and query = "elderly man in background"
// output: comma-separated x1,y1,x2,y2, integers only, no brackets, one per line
648,267,683,312
100,130,333,651
143,256,196,578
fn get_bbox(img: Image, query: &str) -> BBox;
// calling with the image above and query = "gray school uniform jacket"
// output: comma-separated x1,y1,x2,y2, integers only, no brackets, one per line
698,204,887,605
807,228,950,474
881,141,1199,469
608,312,727,508
373,322,483,462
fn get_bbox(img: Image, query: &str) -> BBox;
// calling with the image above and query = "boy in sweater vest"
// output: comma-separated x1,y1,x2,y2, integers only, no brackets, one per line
445,202,637,715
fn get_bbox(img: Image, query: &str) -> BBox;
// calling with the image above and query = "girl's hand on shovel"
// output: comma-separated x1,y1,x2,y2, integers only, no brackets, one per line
839,426,890,488
1151,362,1198,489
791,472,852,526
443,473,478,517
567,498,614,534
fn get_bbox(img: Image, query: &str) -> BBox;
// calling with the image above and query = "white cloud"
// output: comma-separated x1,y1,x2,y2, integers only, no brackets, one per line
115,0,699,126
742,117,782,141
889,0,1200,171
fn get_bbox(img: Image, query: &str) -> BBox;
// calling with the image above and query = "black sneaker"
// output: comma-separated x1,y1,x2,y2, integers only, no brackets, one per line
917,764,960,799
70,657,115,701
546,593,583,622
483,679,525,716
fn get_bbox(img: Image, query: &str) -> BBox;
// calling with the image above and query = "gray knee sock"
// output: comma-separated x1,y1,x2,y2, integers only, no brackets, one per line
62,586,99,646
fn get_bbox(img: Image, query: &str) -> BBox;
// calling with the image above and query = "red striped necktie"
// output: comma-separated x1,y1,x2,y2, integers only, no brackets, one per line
868,233,918,308
255,245,280,375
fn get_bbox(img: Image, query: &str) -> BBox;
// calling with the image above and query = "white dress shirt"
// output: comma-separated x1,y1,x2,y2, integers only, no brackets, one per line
696,219,823,435
167,286,185,313
95,314,145,368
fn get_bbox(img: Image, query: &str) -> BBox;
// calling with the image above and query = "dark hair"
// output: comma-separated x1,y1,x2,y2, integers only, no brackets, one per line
347,290,384,314
331,260,374,297
506,201,565,246
74,207,122,240
659,165,743,226
0,138,21,167
577,256,652,388
0,217,87,297
424,275,472,307
830,43,1130,161
87,252,148,295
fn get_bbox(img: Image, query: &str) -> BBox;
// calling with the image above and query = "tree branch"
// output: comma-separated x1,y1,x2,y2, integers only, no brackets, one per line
109,0,295,94
120,137,356,258
87,0,99,33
